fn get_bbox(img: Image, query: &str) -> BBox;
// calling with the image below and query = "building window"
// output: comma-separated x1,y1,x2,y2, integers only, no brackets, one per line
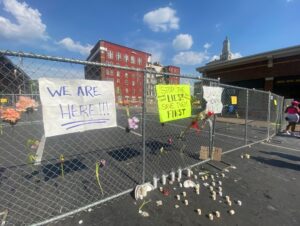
125,88,129,94
130,56,135,64
116,52,121,61
116,87,120,94
133,89,135,95
107,50,113,59
138,57,142,65
110,69,114,75
106,69,110,75
117,71,120,77
125,73,128,78
124,54,129,62
125,79,128,85
117,79,120,83
132,81,135,86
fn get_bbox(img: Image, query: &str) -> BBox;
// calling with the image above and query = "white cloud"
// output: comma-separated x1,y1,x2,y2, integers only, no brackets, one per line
173,51,209,65
172,34,193,51
232,52,242,59
204,43,212,49
210,55,220,61
215,23,222,31
143,7,179,32
58,37,93,56
0,0,47,41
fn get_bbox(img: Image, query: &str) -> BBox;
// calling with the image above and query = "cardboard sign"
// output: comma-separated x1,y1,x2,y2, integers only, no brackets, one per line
231,96,237,105
212,147,222,161
199,146,209,160
156,84,191,123
203,86,224,114
39,78,117,137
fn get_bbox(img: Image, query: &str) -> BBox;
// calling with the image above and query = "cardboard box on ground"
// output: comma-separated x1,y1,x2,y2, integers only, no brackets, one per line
199,146,222,161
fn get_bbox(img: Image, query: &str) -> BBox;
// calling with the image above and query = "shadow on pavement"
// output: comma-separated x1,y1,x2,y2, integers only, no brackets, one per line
260,151,300,162
42,159,87,181
252,156,300,171
108,147,141,161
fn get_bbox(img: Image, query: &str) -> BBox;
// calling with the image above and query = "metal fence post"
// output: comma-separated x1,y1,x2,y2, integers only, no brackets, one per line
279,96,285,133
267,91,271,141
244,90,249,145
208,118,213,158
142,70,147,184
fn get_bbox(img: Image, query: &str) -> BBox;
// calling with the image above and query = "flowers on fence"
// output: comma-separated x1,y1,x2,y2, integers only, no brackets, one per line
0,108,21,125
96,160,105,195
128,116,140,130
179,110,215,139
60,155,65,178
28,153,37,169
124,105,140,132
16,96,38,113
26,139,40,150
0,96,38,127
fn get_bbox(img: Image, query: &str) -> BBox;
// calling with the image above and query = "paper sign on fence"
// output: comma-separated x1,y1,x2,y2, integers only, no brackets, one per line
231,96,237,105
39,78,117,137
0,98,8,103
156,84,191,123
203,86,224,114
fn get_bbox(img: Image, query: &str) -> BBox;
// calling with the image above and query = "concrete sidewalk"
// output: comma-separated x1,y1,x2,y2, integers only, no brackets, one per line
54,135,300,226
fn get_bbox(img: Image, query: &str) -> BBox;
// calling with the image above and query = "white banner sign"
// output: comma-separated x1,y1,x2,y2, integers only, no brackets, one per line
39,78,117,137
203,86,224,114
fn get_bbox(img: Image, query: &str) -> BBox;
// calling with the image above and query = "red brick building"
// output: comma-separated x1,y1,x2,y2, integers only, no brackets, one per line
85,40,181,106
85,40,151,105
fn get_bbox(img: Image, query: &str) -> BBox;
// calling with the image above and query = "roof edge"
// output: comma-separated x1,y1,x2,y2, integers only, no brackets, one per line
197,44,300,72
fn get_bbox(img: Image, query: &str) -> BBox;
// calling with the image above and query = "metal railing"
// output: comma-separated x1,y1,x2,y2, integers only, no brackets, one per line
0,50,284,225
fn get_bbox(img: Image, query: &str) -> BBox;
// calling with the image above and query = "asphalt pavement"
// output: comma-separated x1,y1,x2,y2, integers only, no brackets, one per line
0,109,278,225
54,135,300,226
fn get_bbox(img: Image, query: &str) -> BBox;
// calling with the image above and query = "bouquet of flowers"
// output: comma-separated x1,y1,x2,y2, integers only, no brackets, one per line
1,108,21,125
16,96,38,113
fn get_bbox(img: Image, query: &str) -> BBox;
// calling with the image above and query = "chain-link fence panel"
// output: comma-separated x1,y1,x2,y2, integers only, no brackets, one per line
212,84,247,152
247,90,270,142
0,50,285,225
269,93,284,136
0,52,144,225
143,74,213,181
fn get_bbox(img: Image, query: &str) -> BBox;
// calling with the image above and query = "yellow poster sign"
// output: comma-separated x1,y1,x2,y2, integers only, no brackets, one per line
274,99,277,106
156,84,191,123
0,98,8,103
231,96,237,105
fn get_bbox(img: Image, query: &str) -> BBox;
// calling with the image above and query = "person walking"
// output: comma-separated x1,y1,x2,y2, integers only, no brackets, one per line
284,100,300,135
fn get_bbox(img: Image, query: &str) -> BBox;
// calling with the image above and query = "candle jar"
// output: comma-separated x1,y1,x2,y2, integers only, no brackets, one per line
170,171,175,182
178,168,182,180
153,175,158,189
162,173,167,185
187,168,191,177
197,209,202,215
184,199,188,206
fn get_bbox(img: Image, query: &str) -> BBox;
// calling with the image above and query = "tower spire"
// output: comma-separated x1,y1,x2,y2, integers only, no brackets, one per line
220,36,232,61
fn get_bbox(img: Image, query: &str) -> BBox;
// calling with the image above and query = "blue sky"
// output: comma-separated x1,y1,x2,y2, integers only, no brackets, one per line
0,0,300,75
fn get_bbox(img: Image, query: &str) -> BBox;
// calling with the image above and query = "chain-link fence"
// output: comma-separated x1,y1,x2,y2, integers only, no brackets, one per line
0,50,284,225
